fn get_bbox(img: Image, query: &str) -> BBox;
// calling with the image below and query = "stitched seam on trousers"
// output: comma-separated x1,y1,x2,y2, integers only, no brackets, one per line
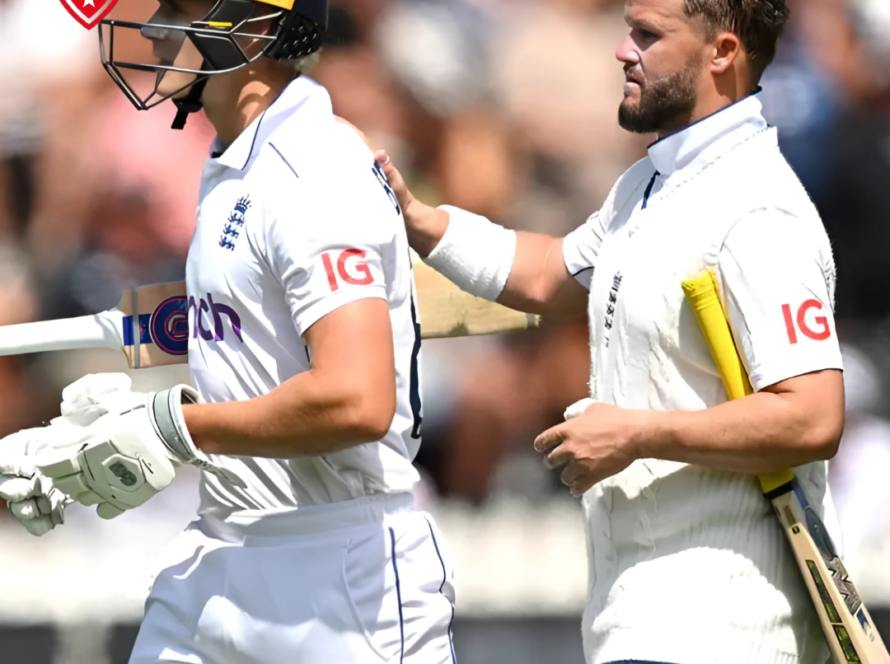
389,527,405,664
424,516,456,664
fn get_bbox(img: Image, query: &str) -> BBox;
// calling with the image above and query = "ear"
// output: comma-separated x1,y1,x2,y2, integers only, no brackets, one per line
710,32,742,75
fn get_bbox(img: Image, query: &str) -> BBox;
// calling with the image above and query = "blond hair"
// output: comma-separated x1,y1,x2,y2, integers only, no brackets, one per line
285,50,322,77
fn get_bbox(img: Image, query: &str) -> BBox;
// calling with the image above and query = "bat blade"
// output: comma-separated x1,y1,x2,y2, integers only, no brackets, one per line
413,261,539,339
682,271,890,664
769,482,890,664
0,264,540,368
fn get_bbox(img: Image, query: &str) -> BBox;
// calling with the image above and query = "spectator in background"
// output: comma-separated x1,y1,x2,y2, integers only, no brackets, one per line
759,0,845,194
816,0,890,323
42,90,216,320
490,0,645,235
763,0,890,324
0,247,40,437
0,0,94,240
0,0,97,445
830,345,890,560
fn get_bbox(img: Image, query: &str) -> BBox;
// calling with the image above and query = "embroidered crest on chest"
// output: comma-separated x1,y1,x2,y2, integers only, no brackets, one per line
219,196,251,251
604,272,623,348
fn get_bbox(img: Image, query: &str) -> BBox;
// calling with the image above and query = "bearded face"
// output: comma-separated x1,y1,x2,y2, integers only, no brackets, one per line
618,57,701,134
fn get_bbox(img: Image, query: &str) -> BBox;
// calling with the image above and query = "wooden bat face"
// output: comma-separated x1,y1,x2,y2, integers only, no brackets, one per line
115,263,540,369
769,483,890,664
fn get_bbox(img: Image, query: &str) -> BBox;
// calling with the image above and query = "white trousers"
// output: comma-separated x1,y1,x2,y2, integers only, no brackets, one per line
129,493,457,664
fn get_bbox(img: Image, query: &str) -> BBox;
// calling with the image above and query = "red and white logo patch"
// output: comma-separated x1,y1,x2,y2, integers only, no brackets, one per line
59,0,119,30
782,300,832,344
321,250,375,291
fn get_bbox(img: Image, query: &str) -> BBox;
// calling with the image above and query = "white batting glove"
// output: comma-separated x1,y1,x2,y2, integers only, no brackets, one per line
60,373,139,425
0,423,90,536
1,474,69,536
38,384,242,519
0,374,146,534
564,398,596,422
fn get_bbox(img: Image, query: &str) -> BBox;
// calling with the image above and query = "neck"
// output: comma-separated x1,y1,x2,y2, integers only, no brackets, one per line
203,63,295,147
655,95,732,140
655,69,753,140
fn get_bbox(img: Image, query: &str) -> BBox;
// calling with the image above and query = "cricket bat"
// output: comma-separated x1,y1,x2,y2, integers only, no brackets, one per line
682,272,890,664
0,262,540,369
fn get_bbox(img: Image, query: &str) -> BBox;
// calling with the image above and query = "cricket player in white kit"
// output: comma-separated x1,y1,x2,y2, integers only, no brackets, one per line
0,1,456,663
377,0,846,663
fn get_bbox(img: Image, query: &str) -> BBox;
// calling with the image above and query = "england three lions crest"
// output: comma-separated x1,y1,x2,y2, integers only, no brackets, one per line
220,196,251,251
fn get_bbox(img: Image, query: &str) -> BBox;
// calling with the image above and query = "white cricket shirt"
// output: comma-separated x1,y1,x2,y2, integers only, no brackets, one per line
563,94,843,664
186,77,423,516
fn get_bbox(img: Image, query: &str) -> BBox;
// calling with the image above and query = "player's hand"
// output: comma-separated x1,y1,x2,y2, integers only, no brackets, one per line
0,471,69,536
37,384,243,520
0,376,141,534
0,425,88,536
534,400,643,497
374,150,450,258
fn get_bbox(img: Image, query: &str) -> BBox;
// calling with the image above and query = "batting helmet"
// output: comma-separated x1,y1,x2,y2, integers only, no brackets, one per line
100,0,329,129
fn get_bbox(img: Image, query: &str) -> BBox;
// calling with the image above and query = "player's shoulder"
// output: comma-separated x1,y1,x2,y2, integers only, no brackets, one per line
725,128,818,213
245,112,397,241
722,205,834,269
256,108,371,184
245,109,370,202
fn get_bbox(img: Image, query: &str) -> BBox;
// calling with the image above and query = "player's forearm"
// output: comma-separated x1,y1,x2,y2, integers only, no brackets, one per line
417,205,586,318
496,232,588,319
638,382,843,474
182,373,395,459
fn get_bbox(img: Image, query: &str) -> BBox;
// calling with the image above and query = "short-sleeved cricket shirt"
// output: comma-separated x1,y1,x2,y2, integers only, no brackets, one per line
186,77,423,515
561,94,842,664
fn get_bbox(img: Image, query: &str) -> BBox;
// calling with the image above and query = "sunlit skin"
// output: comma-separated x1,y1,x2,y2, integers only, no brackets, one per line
617,0,752,138
146,0,209,99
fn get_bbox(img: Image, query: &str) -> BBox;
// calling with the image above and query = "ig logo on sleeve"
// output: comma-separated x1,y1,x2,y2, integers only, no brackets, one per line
782,300,831,344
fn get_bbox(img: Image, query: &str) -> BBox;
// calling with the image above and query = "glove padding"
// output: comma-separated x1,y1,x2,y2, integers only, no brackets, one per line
60,373,135,424
2,473,68,536
0,373,157,533
0,421,91,536
38,382,241,518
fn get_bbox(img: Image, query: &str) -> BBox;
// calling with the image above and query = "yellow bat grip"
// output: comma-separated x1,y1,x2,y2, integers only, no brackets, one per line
680,273,796,494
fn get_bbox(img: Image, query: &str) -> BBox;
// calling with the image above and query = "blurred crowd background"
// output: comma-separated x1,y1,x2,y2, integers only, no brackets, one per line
1,0,890,661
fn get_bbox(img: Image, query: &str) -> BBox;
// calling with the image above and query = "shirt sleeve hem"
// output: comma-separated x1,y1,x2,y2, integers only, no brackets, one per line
563,238,593,291
749,358,844,392
294,286,388,337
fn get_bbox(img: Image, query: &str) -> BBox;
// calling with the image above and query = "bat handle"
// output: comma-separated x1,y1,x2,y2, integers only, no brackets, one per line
0,311,125,357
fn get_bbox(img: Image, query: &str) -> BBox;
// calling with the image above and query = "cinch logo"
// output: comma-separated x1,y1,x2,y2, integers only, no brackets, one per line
60,0,119,30
782,300,832,344
189,294,244,344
